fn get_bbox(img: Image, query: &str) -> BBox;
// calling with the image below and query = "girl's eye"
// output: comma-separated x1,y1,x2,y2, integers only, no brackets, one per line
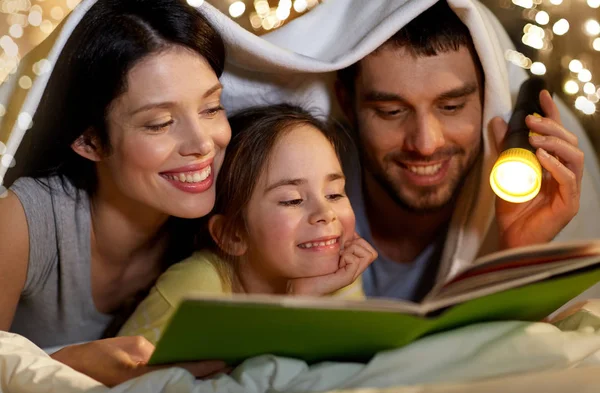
204,105,224,118
327,193,345,201
278,199,303,206
145,119,173,131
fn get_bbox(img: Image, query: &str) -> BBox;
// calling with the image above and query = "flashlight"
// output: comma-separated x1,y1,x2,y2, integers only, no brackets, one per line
490,77,550,203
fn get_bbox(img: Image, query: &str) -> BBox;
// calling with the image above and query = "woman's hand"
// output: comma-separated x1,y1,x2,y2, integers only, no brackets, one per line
287,232,377,296
50,336,229,387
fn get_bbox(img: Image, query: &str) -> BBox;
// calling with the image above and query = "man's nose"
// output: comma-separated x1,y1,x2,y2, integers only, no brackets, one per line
407,112,445,156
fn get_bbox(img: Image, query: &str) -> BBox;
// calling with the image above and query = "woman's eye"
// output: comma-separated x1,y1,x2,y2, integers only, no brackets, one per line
145,119,173,131
203,105,224,118
326,193,345,201
278,199,303,206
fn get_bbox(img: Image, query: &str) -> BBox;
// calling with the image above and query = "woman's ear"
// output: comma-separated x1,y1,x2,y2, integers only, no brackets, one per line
71,128,102,162
208,214,248,257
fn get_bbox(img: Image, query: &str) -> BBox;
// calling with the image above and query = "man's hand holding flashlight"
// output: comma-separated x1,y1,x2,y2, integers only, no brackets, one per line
490,90,584,250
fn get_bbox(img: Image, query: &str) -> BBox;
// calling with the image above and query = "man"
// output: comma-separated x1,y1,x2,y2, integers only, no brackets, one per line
334,0,585,301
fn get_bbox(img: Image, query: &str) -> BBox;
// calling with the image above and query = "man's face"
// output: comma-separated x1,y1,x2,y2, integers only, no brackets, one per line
351,45,483,212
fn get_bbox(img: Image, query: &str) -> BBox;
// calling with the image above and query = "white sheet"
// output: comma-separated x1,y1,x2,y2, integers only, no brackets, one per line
5,304,600,393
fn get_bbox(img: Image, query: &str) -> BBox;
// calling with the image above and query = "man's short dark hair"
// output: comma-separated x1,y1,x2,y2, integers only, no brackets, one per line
337,0,483,95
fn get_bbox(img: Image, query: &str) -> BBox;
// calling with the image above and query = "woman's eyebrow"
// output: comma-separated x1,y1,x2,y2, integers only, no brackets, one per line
129,82,223,116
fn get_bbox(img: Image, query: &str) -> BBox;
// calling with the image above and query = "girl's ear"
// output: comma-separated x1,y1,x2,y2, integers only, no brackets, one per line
71,128,102,162
209,214,248,256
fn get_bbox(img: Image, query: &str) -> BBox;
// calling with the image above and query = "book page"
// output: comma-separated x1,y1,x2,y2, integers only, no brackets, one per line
182,292,427,315
422,254,600,313
423,239,600,302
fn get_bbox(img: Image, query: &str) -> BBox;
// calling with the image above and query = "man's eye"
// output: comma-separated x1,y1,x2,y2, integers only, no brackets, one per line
376,108,403,116
278,199,303,206
441,103,466,113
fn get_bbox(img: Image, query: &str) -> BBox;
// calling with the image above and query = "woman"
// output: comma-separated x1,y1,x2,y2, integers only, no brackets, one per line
0,0,230,386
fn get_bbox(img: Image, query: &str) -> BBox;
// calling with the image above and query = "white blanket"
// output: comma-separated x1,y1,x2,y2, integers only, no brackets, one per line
4,304,600,393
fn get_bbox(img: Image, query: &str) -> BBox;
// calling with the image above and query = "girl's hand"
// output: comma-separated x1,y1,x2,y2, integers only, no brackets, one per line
287,233,377,296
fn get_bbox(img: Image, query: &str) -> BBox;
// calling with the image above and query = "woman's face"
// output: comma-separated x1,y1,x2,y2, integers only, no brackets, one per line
97,47,231,219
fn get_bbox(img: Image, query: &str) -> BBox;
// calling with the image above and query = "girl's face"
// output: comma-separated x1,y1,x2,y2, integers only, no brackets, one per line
95,47,231,219
243,125,356,281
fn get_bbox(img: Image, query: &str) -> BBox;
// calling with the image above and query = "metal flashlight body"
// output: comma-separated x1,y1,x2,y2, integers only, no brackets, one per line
490,77,549,203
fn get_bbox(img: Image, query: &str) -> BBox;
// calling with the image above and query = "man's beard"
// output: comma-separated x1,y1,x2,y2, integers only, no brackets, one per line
361,145,481,215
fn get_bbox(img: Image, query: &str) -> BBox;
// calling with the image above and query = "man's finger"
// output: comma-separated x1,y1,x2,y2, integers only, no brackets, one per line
531,135,584,187
536,148,579,206
539,89,562,125
526,114,578,147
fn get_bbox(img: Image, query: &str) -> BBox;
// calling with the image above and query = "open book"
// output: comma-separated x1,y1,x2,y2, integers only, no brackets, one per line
148,239,600,366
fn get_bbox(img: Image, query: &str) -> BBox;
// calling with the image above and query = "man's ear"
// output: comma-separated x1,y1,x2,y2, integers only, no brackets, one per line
209,214,248,257
71,129,102,162
334,79,356,125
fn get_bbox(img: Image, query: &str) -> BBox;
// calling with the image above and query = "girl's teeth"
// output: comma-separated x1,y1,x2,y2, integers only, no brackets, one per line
408,163,442,175
165,166,211,183
299,239,338,249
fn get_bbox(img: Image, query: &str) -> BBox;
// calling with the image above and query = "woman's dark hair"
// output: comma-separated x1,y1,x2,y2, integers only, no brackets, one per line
201,103,346,269
5,0,226,194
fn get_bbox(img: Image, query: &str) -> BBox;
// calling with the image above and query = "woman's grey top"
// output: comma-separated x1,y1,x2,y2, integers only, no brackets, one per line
9,176,112,349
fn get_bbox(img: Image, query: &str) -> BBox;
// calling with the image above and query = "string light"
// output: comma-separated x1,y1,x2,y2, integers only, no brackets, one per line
513,0,534,8
584,82,597,95
588,0,600,8
569,59,583,73
585,19,600,36
578,69,593,83
549,0,563,4
254,0,270,16
535,10,549,25
564,80,580,95
229,1,245,18
593,37,600,51
27,6,42,27
18,75,32,89
8,24,23,38
582,101,596,115
276,6,290,21
186,0,204,6
553,19,570,35
50,6,64,20
294,0,308,13
530,62,546,75
40,20,53,35
17,112,33,130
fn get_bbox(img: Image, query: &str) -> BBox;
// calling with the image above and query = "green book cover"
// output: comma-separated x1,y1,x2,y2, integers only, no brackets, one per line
148,259,600,366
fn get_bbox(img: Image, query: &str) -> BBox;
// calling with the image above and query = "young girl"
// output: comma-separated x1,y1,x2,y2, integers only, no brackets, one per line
118,104,377,344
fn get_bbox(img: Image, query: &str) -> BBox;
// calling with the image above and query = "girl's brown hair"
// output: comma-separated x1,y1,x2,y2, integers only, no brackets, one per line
197,103,348,280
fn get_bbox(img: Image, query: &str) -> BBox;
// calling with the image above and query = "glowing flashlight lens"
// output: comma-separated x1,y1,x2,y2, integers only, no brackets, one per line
495,161,537,194
490,148,542,203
